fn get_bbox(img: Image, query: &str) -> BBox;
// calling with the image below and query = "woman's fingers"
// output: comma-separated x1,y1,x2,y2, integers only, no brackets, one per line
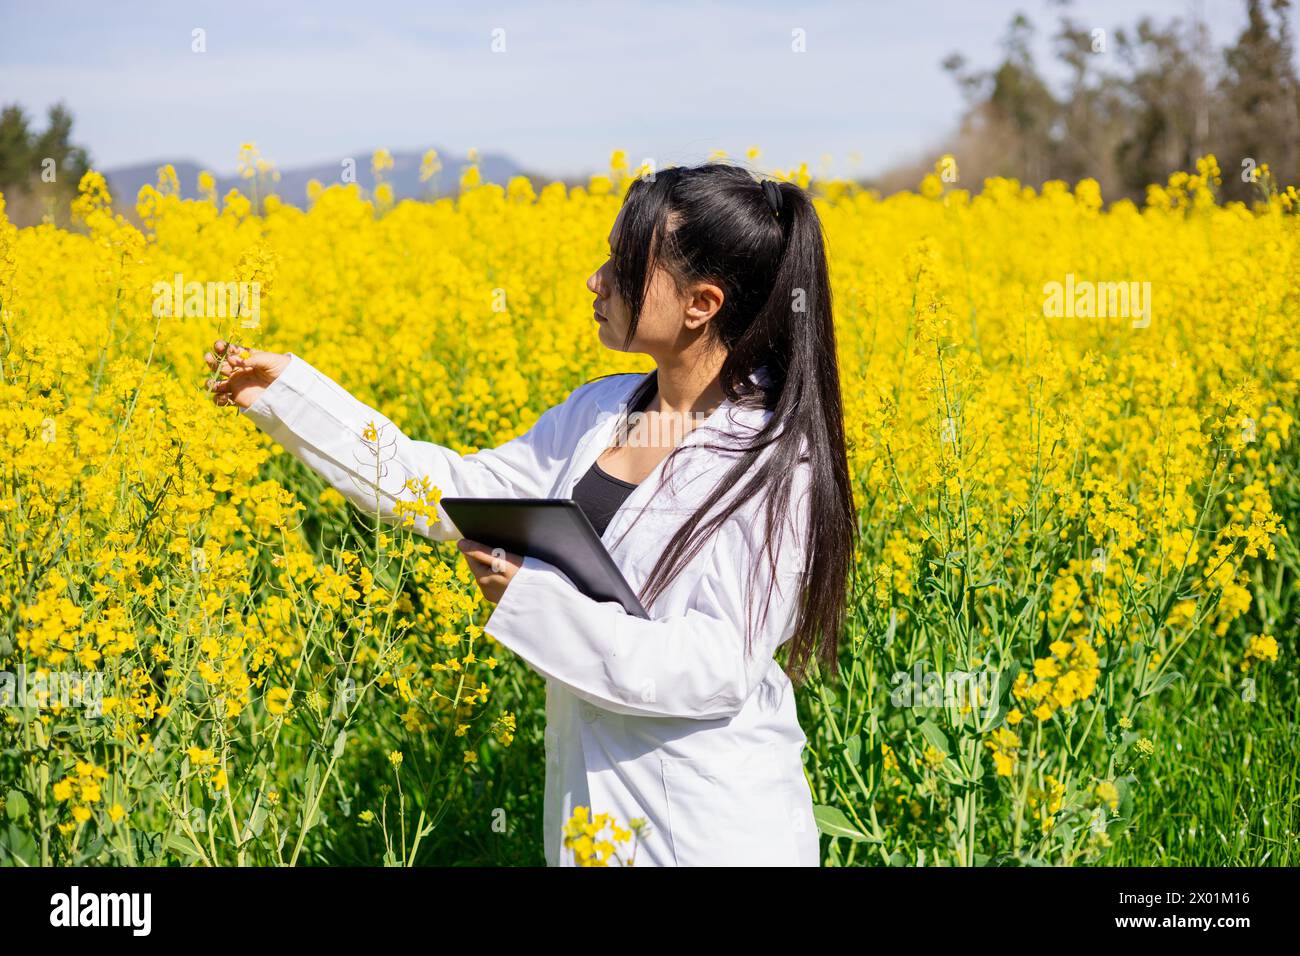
456,540,521,605
207,340,287,406
212,339,250,369
206,341,244,376
218,340,279,374
458,539,494,566
457,539,520,575
204,349,237,374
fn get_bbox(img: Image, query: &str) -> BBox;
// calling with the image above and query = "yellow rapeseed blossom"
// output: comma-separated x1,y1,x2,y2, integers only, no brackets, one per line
1241,634,1279,671
1,149,1294,866
562,805,645,866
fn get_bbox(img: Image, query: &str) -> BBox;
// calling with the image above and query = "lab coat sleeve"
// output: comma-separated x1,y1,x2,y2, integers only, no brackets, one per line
239,352,595,540
484,483,813,720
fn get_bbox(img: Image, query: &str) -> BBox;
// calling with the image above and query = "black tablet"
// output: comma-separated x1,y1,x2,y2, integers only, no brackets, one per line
437,497,650,619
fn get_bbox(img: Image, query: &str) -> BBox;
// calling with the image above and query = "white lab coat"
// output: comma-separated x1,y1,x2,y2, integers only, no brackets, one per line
241,353,821,867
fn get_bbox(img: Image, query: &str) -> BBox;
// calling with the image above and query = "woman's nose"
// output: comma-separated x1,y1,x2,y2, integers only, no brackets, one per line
586,266,603,296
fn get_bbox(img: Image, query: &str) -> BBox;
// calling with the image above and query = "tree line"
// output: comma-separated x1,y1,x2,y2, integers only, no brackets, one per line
0,103,91,226
896,0,1300,203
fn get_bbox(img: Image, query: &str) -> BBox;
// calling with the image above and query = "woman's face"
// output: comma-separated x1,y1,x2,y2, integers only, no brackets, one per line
587,206,690,358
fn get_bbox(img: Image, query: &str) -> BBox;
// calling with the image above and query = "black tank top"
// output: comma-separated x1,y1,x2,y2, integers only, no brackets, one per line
574,379,653,536
573,460,638,537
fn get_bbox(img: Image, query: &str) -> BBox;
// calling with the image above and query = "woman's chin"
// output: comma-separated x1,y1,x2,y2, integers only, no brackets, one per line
595,320,621,350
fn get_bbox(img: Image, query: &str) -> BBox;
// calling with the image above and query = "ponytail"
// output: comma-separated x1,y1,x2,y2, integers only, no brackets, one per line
609,164,855,683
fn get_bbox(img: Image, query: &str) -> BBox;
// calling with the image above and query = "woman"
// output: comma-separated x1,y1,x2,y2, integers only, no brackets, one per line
205,163,856,866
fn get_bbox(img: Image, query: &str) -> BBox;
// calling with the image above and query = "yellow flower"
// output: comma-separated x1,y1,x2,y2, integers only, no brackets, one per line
563,805,643,866
1241,634,1279,670
419,149,442,183
984,727,1020,777
1095,780,1120,812
266,687,292,716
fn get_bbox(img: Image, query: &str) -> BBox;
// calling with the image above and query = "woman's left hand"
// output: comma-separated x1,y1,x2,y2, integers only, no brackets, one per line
457,539,523,604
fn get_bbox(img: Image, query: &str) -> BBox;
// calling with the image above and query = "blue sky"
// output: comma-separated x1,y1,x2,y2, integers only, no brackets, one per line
0,0,1270,179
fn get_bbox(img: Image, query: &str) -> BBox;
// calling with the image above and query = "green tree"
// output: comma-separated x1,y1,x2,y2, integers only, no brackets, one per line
943,15,1059,186
0,101,93,226
1216,0,1300,201
1113,17,1214,201
933,1,1299,205
0,105,34,191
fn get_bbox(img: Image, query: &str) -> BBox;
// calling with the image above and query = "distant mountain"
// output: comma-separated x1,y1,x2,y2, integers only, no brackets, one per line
103,148,540,207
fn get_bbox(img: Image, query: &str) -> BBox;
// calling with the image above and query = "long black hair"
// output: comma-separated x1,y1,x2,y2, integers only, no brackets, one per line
606,162,855,684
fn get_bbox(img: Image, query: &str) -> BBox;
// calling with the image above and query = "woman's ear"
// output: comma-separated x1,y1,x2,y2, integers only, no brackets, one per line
683,281,725,332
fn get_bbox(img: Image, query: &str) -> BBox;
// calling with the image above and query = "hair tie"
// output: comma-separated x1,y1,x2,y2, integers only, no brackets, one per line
760,178,784,217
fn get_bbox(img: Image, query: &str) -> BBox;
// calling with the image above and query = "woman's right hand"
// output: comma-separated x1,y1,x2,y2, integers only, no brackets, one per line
204,339,293,410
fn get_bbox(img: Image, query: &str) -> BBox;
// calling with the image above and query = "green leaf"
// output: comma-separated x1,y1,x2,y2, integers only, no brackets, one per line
918,718,954,757
840,734,861,768
301,757,322,820
812,805,881,843
1139,671,1184,698
163,832,204,861
4,789,30,821
74,834,107,864
883,610,898,649
978,667,1016,733
861,737,884,779
891,745,925,787
241,800,270,843
1,823,38,865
